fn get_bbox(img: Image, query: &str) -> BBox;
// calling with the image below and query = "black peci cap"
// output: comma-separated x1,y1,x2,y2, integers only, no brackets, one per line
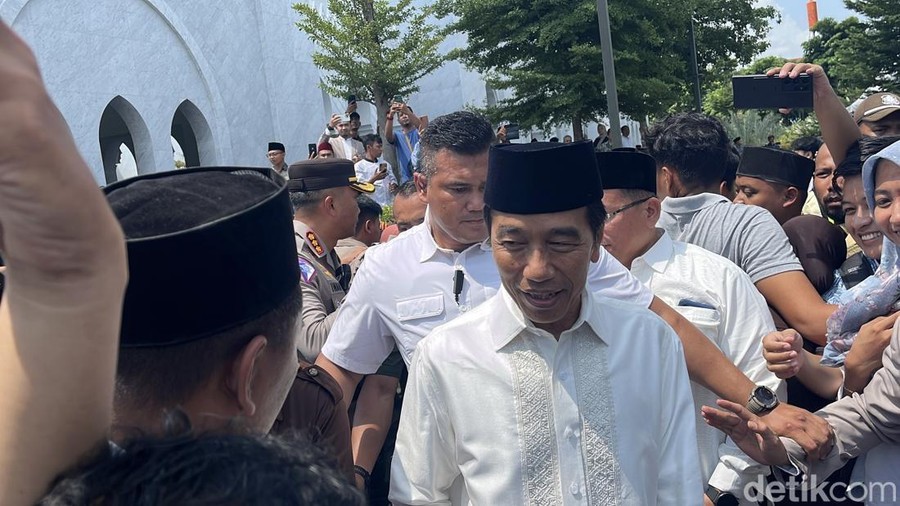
287,158,374,194
738,147,814,189
104,167,299,348
596,150,657,193
486,141,602,214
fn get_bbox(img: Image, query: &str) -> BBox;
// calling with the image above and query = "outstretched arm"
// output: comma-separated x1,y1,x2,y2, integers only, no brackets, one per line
0,22,128,505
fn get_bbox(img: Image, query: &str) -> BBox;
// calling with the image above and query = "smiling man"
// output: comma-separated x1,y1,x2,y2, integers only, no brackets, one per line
390,141,701,505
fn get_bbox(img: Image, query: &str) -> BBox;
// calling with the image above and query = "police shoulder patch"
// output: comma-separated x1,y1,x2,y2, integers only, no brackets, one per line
298,257,317,283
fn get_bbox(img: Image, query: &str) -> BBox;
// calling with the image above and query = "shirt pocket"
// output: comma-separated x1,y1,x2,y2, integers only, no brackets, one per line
673,304,721,342
395,293,445,356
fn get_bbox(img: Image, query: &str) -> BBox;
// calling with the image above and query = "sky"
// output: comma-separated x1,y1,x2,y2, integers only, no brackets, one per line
760,0,855,58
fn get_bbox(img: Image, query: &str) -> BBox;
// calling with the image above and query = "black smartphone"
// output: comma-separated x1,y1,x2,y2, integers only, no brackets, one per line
308,143,317,157
732,74,813,109
393,95,403,104
348,94,357,104
505,123,520,140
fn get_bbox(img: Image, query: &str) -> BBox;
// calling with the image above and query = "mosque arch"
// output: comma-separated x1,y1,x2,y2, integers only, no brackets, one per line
171,100,215,167
98,96,154,184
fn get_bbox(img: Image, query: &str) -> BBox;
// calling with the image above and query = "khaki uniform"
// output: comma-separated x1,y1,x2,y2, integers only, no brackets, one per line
334,237,368,278
271,360,353,480
294,220,348,362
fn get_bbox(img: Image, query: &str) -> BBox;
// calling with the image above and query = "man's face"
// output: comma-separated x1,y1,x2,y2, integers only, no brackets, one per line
794,149,815,160
621,126,630,137
597,125,607,136
267,150,285,167
423,149,489,250
601,190,655,268
399,113,411,126
563,135,573,144
733,176,789,222
338,122,352,138
814,146,844,222
332,186,361,239
393,193,427,233
350,119,361,136
317,149,334,159
860,111,900,137
767,136,775,144
872,160,900,248
367,142,383,159
492,207,599,337
841,175,883,261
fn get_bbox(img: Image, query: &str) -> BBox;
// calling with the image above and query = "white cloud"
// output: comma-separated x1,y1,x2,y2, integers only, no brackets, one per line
757,0,809,58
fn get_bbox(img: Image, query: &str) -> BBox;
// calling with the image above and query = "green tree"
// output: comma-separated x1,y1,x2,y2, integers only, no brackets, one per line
718,110,786,147
441,0,776,139
803,0,899,99
702,55,789,118
294,0,447,144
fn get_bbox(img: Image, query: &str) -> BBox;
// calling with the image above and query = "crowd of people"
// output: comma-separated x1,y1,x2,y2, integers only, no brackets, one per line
4,18,900,506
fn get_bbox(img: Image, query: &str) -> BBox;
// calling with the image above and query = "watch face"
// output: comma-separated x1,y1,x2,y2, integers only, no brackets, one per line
755,386,777,406
718,493,739,506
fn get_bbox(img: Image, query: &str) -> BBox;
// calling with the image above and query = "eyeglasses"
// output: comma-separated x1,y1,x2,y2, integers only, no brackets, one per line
606,196,652,222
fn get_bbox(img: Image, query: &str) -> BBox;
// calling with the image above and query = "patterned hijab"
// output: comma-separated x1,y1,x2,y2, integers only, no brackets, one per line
822,140,900,366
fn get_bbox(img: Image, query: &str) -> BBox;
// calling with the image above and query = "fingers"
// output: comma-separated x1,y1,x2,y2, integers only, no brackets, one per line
700,405,743,434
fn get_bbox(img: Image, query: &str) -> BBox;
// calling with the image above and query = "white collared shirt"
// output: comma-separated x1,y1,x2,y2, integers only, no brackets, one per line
631,231,784,503
342,136,356,160
389,287,702,505
321,210,652,374
354,158,397,207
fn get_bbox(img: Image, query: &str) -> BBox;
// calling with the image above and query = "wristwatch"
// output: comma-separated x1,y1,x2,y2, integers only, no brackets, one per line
747,385,779,415
706,485,739,506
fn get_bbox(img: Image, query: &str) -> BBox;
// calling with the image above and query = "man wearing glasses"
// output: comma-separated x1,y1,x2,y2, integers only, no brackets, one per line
599,149,785,506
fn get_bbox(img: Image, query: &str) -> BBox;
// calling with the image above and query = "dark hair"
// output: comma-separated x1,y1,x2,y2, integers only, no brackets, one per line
394,180,419,201
349,111,360,121
418,111,494,181
483,200,607,240
115,288,302,412
548,137,559,143
355,194,383,233
644,112,730,188
289,189,325,212
835,136,900,182
41,429,363,505
791,136,823,155
362,134,382,150
723,142,740,188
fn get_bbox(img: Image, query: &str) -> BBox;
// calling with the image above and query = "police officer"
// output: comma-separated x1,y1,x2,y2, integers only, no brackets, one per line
286,158,374,362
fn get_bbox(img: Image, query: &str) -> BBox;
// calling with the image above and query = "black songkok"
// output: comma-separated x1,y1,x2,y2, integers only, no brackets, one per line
486,141,602,214
596,150,657,193
737,147,814,189
104,167,299,348
268,142,285,152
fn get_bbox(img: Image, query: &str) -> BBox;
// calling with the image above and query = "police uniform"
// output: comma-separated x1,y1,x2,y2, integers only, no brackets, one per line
286,158,374,362
294,219,350,361
271,360,353,480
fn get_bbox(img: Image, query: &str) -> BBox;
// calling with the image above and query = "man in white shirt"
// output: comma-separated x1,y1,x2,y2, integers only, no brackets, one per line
354,134,398,207
598,149,785,505
620,125,636,148
315,112,832,469
390,141,702,505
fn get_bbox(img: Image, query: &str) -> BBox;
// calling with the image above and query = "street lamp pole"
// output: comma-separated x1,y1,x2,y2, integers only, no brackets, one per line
595,0,622,147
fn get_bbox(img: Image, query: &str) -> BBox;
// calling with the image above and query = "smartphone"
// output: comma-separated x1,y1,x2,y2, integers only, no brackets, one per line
339,114,351,123
732,74,813,109
348,94,357,104
393,95,403,104
308,143,317,157
505,123,520,140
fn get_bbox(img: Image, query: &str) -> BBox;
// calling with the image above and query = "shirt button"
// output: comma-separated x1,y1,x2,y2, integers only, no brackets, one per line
559,372,569,382
569,482,581,497
308,367,319,377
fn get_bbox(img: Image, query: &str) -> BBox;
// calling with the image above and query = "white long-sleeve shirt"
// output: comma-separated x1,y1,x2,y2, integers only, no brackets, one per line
630,231,784,503
390,287,702,505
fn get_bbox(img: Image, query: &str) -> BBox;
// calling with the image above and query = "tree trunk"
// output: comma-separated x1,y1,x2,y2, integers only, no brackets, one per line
572,115,585,141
